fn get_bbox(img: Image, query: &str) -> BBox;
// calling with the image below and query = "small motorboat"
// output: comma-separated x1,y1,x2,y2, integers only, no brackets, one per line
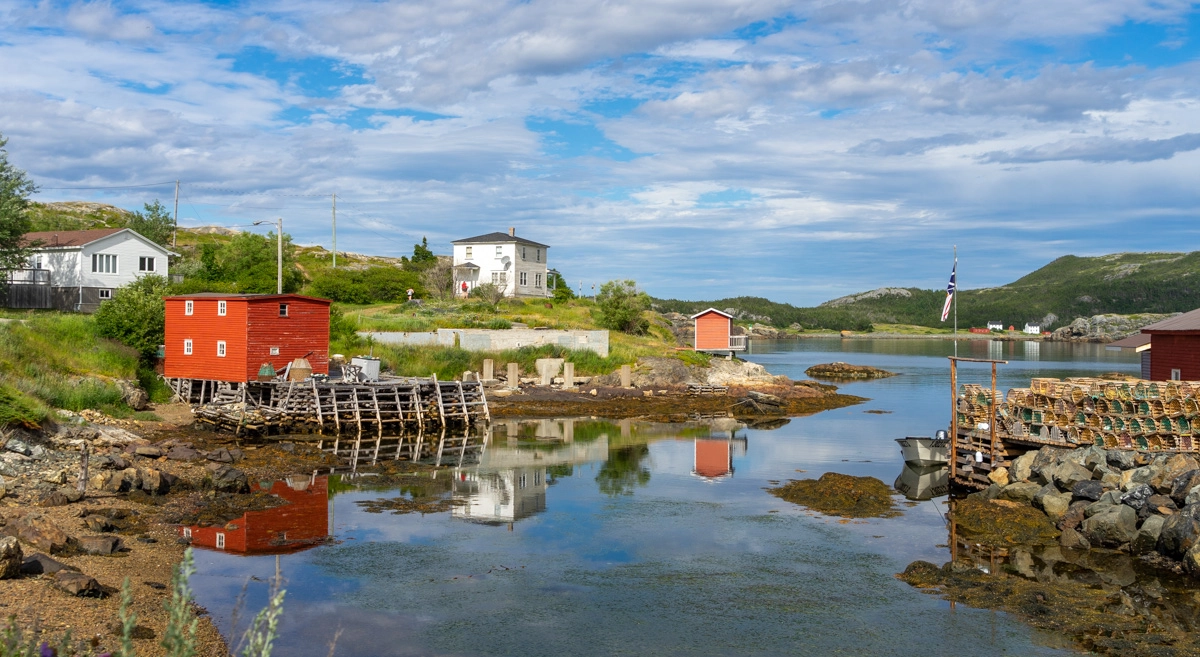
895,430,950,466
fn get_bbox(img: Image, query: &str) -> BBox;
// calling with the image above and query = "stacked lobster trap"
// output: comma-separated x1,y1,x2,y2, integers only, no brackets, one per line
956,378,1200,452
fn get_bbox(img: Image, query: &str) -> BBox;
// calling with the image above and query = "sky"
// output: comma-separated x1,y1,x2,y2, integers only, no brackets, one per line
2,0,1199,305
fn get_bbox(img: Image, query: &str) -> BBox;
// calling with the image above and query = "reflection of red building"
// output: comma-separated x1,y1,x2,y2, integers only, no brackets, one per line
180,475,329,554
693,439,734,480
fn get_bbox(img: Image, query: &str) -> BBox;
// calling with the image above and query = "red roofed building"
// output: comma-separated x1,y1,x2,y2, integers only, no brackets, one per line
1133,309,1200,381
180,475,329,555
163,293,330,382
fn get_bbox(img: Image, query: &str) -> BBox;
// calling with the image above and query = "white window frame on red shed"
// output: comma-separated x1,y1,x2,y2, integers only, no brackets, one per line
217,341,226,357
218,300,226,316
184,339,192,355
185,300,193,315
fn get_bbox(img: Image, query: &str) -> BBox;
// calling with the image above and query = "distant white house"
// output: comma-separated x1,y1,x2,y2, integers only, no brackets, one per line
451,229,550,298
986,321,1004,331
11,228,173,312
1024,323,1042,334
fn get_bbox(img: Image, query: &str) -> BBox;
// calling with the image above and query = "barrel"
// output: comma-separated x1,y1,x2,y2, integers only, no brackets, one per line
288,357,313,382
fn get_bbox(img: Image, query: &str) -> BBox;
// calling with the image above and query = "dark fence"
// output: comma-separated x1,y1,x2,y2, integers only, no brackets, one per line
2,269,53,309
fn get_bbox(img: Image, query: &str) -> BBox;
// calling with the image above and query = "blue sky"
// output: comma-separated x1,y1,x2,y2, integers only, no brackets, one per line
2,0,1199,305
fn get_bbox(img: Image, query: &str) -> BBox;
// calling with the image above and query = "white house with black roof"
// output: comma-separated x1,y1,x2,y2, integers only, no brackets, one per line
451,228,550,298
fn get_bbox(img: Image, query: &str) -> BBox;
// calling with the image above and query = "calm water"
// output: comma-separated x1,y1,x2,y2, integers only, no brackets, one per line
189,338,1140,657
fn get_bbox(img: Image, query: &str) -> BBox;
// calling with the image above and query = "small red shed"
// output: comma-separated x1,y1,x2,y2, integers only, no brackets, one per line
163,293,331,383
691,308,746,354
1138,308,1200,381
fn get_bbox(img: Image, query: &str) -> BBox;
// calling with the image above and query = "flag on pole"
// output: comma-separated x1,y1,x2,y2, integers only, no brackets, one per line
940,260,956,322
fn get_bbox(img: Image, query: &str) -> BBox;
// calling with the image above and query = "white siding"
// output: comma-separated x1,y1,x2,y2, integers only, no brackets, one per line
35,250,81,286
79,232,170,289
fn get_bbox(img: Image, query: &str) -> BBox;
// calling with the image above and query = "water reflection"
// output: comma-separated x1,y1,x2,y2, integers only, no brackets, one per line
893,463,949,500
451,467,547,524
181,475,329,555
692,437,748,481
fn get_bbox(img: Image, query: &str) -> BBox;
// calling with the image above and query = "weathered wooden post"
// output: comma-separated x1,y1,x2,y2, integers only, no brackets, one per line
483,359,494,381
620,364,632,388
563,362,575,390
76,443,89,496
507,363,519,390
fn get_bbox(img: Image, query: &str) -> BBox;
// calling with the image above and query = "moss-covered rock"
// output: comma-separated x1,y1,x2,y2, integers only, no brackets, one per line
951,498,1060,546
768,472,899,518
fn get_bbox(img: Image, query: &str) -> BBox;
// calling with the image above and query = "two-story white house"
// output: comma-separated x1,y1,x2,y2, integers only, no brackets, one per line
12,228,173,312
451,229,550,298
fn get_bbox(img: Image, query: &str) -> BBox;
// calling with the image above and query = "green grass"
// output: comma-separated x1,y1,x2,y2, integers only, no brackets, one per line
0,313,143,428
347,342,636,379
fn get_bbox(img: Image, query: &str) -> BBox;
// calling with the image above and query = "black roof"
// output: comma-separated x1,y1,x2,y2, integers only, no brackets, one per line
452,232,549,248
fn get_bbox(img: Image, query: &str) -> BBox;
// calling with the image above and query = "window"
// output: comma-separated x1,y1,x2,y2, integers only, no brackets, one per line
217,300,226,316
98,289,112,300
1172,369,1182,381
138,256,155,272
279,303,289,317
182,527,192,539
495,246,502,257
519,271,528,286
522,247,527,261
215,533,225,549
185,300,194,316
91,253,117,274
29,254,42,269
465,246,473,259
536,249,541,262
217,341,226,357
184,339,193,355
491,272,507,286
535,273,542,288
270,347,280,356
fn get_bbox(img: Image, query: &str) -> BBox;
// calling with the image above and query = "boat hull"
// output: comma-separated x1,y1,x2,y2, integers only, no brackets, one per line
895,436,949,466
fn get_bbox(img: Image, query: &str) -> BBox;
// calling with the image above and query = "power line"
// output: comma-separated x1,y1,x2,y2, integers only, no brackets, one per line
37,181,177,190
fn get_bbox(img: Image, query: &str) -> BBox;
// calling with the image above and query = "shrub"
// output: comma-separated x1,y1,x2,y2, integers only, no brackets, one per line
595,279,650,334
0,382,47,429
94,275,169,359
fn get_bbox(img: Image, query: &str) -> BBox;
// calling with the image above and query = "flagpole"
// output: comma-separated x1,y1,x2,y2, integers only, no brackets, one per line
953,245,958,357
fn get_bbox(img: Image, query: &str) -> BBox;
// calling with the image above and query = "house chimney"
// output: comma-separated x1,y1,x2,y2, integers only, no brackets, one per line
508,227,515,237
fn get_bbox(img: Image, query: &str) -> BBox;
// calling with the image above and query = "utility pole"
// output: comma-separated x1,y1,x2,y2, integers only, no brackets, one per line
332,193,337,269
171,180,180,248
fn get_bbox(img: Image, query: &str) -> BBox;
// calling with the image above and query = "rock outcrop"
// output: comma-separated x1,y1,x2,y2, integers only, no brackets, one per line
1050,313,1177,343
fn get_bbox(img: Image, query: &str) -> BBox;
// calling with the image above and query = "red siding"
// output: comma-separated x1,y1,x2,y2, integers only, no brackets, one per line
245,299,329,381
694,439,732,478
1149,333,1200,380
181,477,329,555
163,294,330,382
695,312,731,351
163,298,248,382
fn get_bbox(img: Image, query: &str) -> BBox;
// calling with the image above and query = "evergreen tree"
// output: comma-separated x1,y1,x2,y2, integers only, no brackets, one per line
0,132,37,270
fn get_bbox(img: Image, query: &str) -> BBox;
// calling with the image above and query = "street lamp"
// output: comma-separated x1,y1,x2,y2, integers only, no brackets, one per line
253,217,283,294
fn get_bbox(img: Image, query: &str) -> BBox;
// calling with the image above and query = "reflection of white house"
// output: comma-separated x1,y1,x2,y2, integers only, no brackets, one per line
451,229,550,298
451,467,547,524
12,229,173,312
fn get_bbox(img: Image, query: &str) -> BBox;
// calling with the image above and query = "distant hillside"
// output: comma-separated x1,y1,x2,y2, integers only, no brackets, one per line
27,201,136,231
654,252,1200,331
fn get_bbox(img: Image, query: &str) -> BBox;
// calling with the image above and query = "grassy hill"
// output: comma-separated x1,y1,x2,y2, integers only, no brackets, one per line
654,252,1200,331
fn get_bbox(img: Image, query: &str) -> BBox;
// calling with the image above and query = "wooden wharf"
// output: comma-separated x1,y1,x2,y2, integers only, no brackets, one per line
949,358,1200,489
166,376,491,438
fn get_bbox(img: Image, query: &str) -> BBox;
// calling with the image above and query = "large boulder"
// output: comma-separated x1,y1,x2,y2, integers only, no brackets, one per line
1187,486,1200,507
0,536,21,579
1071,480,1106,502
4,513,72,554
997,482,1041,505
1106,450,1138,471
1082,504,1138,547
210,465,249,494
1151,454,1199,493
20,553,75,575
1040,492,1072,521
1171,469,1200,506
1184,544,1200,577
53,571,104,597
1120,484,1155,511
1133,515,1166,555
1079,445,1108,472
77,536,121,556
1010,451,1037,483
1157,504,1200,559
1059,500,1091,531
1030,447,1068,484
1051,461,1093,491
1059,526,1090,550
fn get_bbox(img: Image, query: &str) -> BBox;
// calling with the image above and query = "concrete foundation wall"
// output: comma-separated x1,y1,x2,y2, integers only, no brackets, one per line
363,328,609,356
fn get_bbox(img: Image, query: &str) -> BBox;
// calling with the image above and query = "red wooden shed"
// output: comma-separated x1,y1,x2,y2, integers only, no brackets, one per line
163,293,331,383
691,308,746,354
1138,308,1200,381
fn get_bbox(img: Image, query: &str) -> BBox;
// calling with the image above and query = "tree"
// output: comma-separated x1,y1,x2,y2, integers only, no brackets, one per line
216,231,305,293
595,279,651,334
125,199,174,247
94,275,169,359
410,236,437,268
549,270,575,301
596,445,652,496
0,132,37,270
420,259,454,300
